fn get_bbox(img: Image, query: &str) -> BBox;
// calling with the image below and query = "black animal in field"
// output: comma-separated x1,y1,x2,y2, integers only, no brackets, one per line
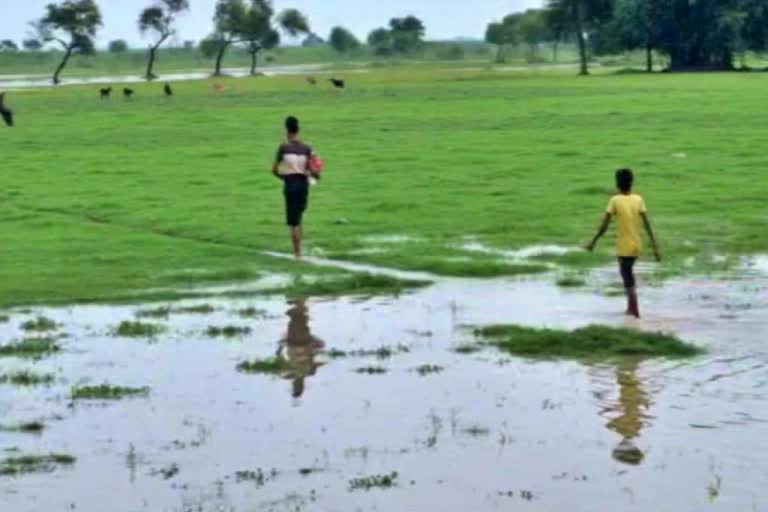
123,87,134,99
100,87,112,99
306,76,317,86
329,78,345,89
164,83,173,97
0,92,13,127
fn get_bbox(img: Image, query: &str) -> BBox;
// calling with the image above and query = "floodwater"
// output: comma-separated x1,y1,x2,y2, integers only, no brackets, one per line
0,64,366,90
1,263,767,511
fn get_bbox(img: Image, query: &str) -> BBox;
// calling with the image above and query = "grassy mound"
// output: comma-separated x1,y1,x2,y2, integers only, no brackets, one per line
475,324,703,359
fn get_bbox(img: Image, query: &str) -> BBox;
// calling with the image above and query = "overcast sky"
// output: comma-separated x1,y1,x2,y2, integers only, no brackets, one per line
4,0,542,46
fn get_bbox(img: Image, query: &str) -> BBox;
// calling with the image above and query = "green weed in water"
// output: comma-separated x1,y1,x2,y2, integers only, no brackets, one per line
0,371,54,386
206,325,252,338
176,304,215,314
349,471,399,491
0,421,45,434
0,338,60,358
20,316,57,332
236,359,289,375
475,324,704,359
0,315,8,323
453,344,483,354
415,364,444,376
355,366,388,375
556,274,588,288
237,307,268,319
71,385,150,400
0,453,75,476
135,306,171,318
115,321,165,338
274,274,431,298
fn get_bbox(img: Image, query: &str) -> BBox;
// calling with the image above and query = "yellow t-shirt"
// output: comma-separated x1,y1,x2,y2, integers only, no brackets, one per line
606,194,647,257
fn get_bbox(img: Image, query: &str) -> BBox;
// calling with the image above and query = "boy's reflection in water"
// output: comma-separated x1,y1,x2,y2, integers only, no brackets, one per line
276,299,325,398
605,360,651,465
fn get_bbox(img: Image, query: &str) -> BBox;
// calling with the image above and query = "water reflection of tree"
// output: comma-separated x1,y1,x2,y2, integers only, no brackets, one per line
276,299,324,398
599,360,652,465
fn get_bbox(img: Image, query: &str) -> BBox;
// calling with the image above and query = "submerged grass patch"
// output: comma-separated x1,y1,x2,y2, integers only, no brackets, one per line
0,453,75,476
556,274,588,288
71,384,150,400
415,364,444,376
475,324,703,359
236,358,290,375
275,274,431,298
0,421,45,434
325,344,410,360
237,307,268,319
20,316,57,332
0,371,54,386
206,325,252,338
0,338,60,358
115,321,165,338
349,471,399,491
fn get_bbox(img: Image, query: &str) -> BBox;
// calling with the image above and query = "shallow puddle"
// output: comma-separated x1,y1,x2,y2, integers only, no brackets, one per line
1,267,767,511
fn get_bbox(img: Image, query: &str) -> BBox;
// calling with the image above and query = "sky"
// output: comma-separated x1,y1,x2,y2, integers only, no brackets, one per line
4,0,542,47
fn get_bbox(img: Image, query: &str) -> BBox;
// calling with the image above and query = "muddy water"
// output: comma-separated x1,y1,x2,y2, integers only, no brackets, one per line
0,268,767,511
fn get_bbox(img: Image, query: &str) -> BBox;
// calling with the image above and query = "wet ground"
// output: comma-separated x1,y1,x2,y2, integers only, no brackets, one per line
1,263,767,511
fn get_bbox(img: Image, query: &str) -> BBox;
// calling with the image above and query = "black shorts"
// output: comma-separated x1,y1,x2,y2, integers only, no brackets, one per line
283,175,309,227
618,257,637,289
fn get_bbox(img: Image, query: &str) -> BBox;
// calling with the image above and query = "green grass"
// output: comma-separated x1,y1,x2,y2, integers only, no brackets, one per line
475,324,703,359
0,453,75,476
71,384,150,399
269,274,431,298
556,274,588,288
114,320,165,338
349,471,399,491
0,338,60,358
2,67,768,305
0,371,54,386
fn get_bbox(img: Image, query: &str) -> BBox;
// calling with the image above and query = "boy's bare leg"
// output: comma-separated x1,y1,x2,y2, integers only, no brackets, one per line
290,227,302,260
627,287,640,318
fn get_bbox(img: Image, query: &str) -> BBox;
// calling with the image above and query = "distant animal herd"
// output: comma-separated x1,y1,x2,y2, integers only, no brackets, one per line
0,75,347,127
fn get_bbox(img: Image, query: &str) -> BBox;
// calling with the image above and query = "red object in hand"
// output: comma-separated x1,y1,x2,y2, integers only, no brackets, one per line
309,155,324,175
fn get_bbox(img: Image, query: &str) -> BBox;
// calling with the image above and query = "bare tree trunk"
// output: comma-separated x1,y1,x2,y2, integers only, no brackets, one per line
553,40,559,63
646,45,653,72
250,49,260,75
145,34,169,81
52,46,73,85
214,40,231,77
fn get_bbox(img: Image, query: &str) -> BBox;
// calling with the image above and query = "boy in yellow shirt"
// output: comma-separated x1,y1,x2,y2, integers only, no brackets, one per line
587,169,661,318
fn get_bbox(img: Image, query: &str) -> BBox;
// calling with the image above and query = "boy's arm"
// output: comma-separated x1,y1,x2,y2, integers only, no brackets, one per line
586,213,611,252
272,146,283,180
640,212,661,261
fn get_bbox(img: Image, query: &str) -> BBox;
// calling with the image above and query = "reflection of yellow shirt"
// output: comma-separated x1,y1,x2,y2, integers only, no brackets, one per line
606,194,647,257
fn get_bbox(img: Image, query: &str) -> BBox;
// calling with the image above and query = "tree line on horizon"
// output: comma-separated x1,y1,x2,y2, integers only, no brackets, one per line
487,0,768,74
4,0,767,84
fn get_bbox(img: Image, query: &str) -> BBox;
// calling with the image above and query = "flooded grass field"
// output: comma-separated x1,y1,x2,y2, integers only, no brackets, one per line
1,261,767,511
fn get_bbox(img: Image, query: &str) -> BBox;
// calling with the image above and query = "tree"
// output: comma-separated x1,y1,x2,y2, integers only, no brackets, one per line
34,0,103,85
367,28,394,56
546,0,613,75
0,40,19,51
108,39,128,53
302,33,324,47
485,16,517,63
23,39,43,51
210,0,247,76
389,15,425,54
239,1,310,76
329,26,359,54
517,10,549,61
138,0,190,80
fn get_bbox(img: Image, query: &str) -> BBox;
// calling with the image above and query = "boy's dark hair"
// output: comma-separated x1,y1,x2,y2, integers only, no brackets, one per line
616,168,634,193
285,116,300,134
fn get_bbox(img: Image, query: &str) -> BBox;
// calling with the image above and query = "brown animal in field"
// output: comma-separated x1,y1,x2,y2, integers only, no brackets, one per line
123,88,134,99
306,76,317,86
164,83,173,97
100,87,112,99
213,83,225,93
329,78,345,89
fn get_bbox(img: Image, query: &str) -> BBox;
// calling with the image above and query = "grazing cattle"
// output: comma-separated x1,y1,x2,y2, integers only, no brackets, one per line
123,88,134,99
306,76,317,86
164,83,173,97
329,78,345,89
0,92,13,127
99,87,112,99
